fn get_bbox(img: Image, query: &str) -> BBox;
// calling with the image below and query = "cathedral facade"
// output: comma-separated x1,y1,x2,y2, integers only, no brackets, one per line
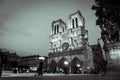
48,10,94,74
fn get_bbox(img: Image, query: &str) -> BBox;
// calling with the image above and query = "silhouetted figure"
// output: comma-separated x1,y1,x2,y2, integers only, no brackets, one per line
103,60,107,74
0,62,3,77
99,60,107,76
64,67,68,74
38,62,43,75
0,54,7,77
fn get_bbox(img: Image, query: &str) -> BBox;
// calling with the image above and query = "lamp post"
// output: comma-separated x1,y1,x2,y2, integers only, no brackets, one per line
77,64,80,74
79,68,83,74
64,61,69,74
64,61,69,66
38,56,45,75
87,66,90,74
0,53,7,77
77,64,80,67
39,56,45,61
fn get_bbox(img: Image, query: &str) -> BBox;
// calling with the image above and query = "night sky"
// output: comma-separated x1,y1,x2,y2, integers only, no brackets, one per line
0,0,101,56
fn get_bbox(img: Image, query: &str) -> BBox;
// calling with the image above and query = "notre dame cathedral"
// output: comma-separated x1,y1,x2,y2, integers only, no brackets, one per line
48,10,95,74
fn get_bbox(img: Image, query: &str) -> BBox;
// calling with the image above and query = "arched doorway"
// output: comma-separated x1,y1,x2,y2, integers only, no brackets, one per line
49,60,57,73
71,57,83,74
58,57,69,74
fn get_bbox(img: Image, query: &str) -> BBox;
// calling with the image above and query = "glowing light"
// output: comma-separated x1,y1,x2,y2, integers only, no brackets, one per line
77,64,80,67
39,56,45,60
64,61,68,65
87,67,90,69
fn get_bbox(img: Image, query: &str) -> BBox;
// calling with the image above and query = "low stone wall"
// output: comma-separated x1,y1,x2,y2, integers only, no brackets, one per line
105,42,120,71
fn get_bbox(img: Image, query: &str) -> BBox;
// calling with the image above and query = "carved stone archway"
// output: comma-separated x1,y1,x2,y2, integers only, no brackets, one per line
71,57,83,74
49,60,57,73
58,57,69,73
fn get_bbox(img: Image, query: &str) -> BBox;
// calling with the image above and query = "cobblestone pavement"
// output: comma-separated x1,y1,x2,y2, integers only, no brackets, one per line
0,74,120,80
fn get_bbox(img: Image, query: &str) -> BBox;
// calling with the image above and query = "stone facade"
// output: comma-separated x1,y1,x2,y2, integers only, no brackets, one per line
49,10,87,53
104,42,120,71
48,10,93,74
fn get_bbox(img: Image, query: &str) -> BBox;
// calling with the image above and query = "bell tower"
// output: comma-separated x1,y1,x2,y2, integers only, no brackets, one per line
49,19,67,53
68,10,88,50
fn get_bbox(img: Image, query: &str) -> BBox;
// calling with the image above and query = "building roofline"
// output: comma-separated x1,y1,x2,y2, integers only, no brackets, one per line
52,19,66,27
69,10,85,21
69,10,81,17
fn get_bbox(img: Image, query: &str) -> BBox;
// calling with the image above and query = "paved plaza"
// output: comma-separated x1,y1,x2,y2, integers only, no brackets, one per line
1,71,67,77
1,74,120,80
0,71,120,80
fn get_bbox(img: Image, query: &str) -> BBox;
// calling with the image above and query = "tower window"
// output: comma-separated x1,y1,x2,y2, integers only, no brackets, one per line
57,25,59,33
75,18,78,27
63,27,64,32
54,26,56,34
72,19,74,28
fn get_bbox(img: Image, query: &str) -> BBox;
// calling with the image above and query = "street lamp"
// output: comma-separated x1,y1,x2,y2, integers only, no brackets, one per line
79,68,83,74
77,64,80,74
87,67,90,69
79,68,82,70
64,61,69,66
87,67,90,74
39,56,45,60
77,64,80,68
38,56,45,75
64,61,69,74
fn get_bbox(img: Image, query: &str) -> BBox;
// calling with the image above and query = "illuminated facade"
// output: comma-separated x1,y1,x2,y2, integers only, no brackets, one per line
49,10,88,53
48,10,93,74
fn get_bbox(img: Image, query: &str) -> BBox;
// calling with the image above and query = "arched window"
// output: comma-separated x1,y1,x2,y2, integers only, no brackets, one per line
72,19,74,28
63,27,64,32
75,18,78,27
57,25,59,33
54,26,56,34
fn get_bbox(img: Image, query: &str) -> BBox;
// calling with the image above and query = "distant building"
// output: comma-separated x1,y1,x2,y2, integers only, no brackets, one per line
5,52,20,63
0,50,7,77
0,50,20,70
18,55,48,72
48,10,92,74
